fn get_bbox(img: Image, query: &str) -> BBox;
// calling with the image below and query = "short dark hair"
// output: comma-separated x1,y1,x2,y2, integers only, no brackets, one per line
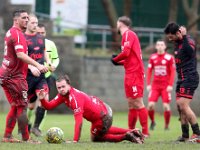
12,9,27,18
118,16,132,27
38,23,45,28
56,74,71,84
164,22,180,34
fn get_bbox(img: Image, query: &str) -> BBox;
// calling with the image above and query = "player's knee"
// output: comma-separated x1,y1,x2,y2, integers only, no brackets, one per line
163,104,170,111
148,102,155,110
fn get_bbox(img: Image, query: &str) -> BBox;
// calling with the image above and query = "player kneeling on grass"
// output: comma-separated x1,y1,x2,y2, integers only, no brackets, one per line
38,74,144,144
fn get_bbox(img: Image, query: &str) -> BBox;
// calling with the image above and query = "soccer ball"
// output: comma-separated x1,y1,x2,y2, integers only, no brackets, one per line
46,127,64,144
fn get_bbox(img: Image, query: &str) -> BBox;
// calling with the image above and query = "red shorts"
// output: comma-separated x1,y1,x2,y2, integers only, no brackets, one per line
1,78,28,106
148,88,171,104
124,74,144,99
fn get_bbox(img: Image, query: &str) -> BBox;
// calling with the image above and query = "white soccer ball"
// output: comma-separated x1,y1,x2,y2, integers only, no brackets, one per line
46,127,64,144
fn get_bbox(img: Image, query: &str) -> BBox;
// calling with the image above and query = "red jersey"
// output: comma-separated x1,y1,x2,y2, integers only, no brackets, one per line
113,29,144,77
41,87,108,141
147,52,175,88
0,27,28,78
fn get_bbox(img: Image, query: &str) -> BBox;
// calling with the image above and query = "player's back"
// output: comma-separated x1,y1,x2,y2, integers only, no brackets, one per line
68,88,108,123
0,27,28,78
121,30,144,75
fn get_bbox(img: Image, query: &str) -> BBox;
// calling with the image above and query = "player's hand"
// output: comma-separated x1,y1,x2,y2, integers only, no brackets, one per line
166,85,173,92
38,89,47,100
37,64,49,73
48,64,56,72
179,26,187,36
29,65,41,77
146,85,151,92
111,54,121,66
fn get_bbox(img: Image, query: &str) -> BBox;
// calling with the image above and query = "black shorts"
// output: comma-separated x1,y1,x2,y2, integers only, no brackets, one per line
27,74,49,103
176,78,199,99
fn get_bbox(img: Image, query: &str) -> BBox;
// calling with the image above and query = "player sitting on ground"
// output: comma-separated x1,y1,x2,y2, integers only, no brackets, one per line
38,74,144,144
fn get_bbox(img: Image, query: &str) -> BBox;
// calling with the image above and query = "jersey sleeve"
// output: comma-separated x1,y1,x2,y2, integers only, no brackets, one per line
12,30,27,53
182,35,195,57
146,56,153,85
168,56,176,86
113,31,134,62
40,94,64,110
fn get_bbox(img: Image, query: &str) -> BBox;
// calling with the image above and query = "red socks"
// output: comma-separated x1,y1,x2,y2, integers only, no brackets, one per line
17,106,29,141
107,126,130,134
138,107,149,135
128,108,138,129
4,106,17,138
148,110,155,123
164,110,171,128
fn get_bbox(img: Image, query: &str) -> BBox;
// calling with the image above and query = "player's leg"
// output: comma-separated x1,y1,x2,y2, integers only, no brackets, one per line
32,80,49,136
161,89,172,130
1,87,17,140
148,89,159,130
177,97,200,140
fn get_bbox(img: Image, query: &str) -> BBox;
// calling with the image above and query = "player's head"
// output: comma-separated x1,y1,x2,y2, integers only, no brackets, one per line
155,39,166,54
117,16,132,35
13,9,29,30
164,22,181,42
26,14,38,34
37,23,46,37
56,74,71,96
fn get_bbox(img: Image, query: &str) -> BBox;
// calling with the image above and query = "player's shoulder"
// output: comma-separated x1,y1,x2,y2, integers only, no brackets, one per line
45,38,55,45
164,53,173,60
150,53,158,60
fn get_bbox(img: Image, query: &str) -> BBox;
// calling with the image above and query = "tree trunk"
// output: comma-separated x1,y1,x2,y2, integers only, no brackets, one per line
168,0,178,22
124,0,132,17
101,0,120,49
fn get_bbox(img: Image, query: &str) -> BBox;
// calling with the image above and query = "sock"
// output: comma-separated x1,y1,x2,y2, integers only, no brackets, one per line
17,106,29,141
100,134,125,142
138,107,149,135
4,106,17,138
107,126,130,134
191,123,200,135
38,110,47,129
128,108,138,129
148,110,155,123
181,124,189,138
33,106,45,129
164,110,171,128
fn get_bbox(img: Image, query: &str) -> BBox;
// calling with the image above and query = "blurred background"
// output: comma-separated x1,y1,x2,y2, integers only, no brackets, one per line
0,0,200,115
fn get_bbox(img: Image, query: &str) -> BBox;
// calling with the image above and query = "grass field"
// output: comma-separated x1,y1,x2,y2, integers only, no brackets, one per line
0,112,200,150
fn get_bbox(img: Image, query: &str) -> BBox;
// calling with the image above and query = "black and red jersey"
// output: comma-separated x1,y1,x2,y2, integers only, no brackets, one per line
174,35,199,81
24,33,45,65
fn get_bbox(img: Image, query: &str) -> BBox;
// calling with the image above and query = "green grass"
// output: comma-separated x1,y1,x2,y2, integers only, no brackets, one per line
0,112,200,150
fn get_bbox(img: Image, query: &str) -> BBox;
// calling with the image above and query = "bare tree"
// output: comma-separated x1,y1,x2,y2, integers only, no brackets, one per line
124,0,132,17
182,0,199,36
168,0,179,22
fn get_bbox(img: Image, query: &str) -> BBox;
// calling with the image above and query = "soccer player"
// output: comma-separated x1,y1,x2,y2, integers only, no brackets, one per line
0,9,48,143
24,14,50,136
164,22,200,142
35,23,60,130
37,74,144,144
111,16,149,136
146,39,176,130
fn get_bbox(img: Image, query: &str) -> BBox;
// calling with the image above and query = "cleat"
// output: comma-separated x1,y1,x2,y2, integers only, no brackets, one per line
2,137,21,143
175,136,189,142
31,127,42,137
188,134,200,143
125,129,144,144
150,122,156,130
23,137,42,144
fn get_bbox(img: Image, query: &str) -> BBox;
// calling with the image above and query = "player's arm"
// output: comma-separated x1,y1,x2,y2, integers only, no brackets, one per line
73,113,83,142
167,57,176,92
51,41,60,68
112,33,134,62
38,89,63,109
17,52,48,73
